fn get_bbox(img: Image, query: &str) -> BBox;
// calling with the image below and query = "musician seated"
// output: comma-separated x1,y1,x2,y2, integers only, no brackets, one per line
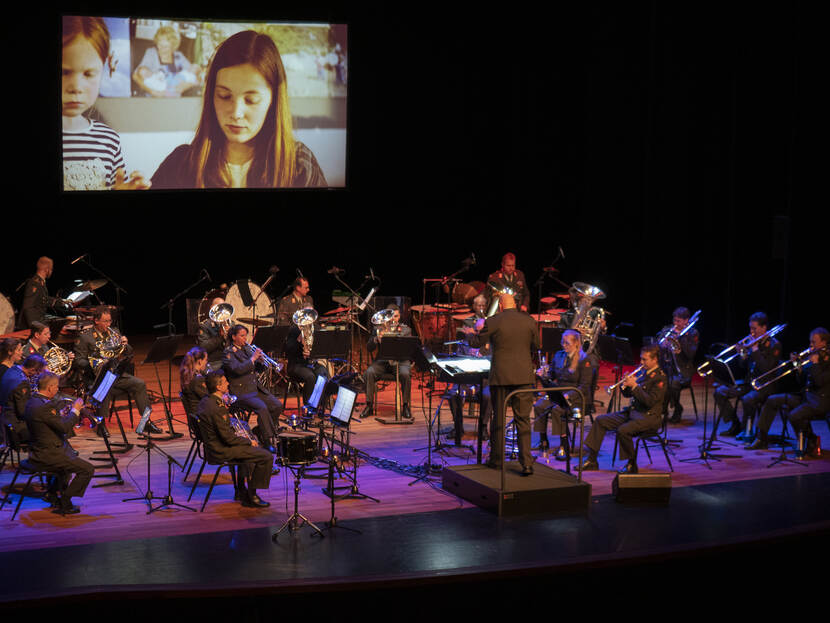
361,304,413,419
222,324,283,451
276,278,314,326
533,329,596,460
715,312,782,438
196,370,272,508
656,307,699,423
21,321,51,358
284,316,330,408
581,345,666,474
197,298,229,370
73,308,160,433
180,346,209,416
24,371,93,515
748,328,830,454
0,354,47,444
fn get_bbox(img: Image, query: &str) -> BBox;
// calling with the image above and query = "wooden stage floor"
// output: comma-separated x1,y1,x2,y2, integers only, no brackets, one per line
2,336,829,607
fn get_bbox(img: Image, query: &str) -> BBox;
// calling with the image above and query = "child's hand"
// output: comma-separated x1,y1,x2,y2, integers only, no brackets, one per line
113,168,151,190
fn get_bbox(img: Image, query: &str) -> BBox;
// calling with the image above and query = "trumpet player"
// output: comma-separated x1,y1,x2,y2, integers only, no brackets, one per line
715,312,783,438
656,307,699,423
196,370,272,508
73,308,159,433
276,277,314,326
581,344,666,474
222,324,283,450
198,297,230,370
748,328,830,455
284,310,329,407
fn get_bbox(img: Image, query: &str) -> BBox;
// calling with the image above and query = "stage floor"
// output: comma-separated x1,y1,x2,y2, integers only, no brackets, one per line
2,337,829,605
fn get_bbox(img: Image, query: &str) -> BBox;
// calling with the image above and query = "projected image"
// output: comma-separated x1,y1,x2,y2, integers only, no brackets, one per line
61,16,347,191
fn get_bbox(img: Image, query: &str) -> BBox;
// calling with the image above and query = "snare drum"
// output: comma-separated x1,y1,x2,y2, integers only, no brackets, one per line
277,430,318,466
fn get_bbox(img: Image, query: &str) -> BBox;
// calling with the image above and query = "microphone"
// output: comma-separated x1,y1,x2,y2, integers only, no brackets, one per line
328,266,344,275
71,253,88,265
201,268,212,281
542,266,558,273
269,265,280,274
559,246,565,259
296,268,304,279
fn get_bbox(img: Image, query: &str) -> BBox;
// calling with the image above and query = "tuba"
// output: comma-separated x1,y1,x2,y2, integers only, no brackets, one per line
292,307,318,354
569,282,607,354
44,341,73,376
485,282,515,317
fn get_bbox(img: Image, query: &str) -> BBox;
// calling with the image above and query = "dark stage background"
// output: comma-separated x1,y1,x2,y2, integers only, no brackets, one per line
6,2,821,357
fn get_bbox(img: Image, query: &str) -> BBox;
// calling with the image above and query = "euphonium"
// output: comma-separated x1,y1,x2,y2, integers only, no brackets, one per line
371,308,398,335
209,302,234,331
569,282,607,355
43,341,72,376
485,282,515,317
292,307,318,353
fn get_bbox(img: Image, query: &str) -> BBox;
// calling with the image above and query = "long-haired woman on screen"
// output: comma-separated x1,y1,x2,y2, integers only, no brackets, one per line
151,30,327,189
62,16,151,191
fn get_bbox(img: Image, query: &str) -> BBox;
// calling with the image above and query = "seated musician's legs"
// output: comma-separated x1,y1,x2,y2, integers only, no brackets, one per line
667,374,687,422
289,364,317,404
116,373,151,415
715,384,745,435
41,450,95,514
615,417,658,465
582,409,629,468
362,361,385,414
532,396,552,447
789,397,830,455
227,444,273,506
397,362,412,417
236,393,276,449
748,393,799,448
738,389,769,440
480,385,491,437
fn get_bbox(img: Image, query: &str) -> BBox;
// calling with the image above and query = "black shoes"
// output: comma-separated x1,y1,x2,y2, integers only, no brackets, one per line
669,405,683,424
618,462,638,475
555,445,568,461
520,464,534,477
746,439,768,450
242,492,270,508
42,491,61,509
580,456,599,471
532,438,550,451
145,421,162,435
53,498,81,515
402,404,412,419
360,404,373,419
721,421,742,437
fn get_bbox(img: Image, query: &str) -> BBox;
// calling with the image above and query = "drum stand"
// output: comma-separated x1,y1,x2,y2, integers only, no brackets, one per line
272,464,324,540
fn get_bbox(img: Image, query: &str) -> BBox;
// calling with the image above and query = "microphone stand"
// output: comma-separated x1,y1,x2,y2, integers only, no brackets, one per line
75,254,128,333
332,270,372,382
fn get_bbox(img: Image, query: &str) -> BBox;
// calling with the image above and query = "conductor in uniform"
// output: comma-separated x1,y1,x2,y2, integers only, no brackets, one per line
469,292,539,475
196,370,273,508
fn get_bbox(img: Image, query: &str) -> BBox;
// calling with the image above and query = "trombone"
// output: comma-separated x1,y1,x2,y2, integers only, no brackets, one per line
751,345,828,391
605,364,645,395
697,323,787,377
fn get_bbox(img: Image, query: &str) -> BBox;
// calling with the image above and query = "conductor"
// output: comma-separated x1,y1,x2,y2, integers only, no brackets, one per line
469,292,539,475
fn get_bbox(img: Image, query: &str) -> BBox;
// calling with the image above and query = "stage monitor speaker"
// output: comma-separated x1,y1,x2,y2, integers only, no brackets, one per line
612,472,671,505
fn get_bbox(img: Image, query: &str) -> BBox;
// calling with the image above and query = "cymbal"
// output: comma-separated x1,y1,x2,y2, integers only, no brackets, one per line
324,306,350,315
452,281,485,306
452,313,474,321
78,279,108,291
236,317,272,326
72,304,123,313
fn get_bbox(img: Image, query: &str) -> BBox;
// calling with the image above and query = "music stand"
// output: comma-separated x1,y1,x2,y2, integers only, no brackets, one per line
374,336,420,425
142,334,184,439
312,327,350,361
253,325,288,356
596,335,636,412
680,357,741,468
123,408,196,514
84,368,126,486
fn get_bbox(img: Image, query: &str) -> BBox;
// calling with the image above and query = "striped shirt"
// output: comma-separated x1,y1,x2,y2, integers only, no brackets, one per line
62,119,125,191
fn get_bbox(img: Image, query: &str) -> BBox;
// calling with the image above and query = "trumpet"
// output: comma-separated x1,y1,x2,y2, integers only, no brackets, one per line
698,323,787,377
605,364,645,394
751,345,828,391
247,343,283,371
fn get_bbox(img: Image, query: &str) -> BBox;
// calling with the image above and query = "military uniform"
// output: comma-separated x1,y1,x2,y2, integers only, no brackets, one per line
656,325,700,417
197,319,227,370
714,337,782,432
364,324,414,410
24,392,94,501
276,293,314,326
754,348,830,448
195,393,273,491
284,324,329,405
585,366,667,462
534,349,597,437
73,327,152,419
17,275,57,330
487,269,530,311
222,344,283,445
21,340,49,360
0,365,33,443
181,373,208,417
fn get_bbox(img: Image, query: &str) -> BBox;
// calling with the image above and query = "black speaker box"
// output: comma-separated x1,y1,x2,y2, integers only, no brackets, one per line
612,472,672,505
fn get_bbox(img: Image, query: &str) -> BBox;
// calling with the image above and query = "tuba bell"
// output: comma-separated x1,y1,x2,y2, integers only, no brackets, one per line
485,282,515,317
371,308,398,335
569,282,607,354
292,307,318,353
